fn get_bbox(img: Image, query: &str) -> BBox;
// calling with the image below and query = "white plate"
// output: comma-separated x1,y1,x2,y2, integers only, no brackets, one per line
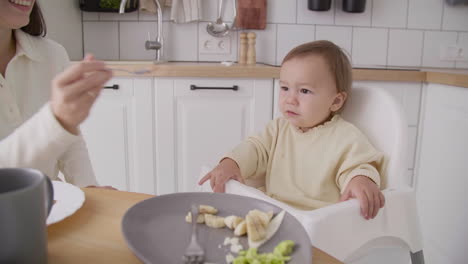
47,180,85,225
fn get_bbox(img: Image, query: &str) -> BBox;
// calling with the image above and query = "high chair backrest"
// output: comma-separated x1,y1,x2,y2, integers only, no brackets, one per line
341,86,408,189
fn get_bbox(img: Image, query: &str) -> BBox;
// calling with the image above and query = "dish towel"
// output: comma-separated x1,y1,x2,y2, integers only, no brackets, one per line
198,166,423,261
139,0,172,14
170,0,200,23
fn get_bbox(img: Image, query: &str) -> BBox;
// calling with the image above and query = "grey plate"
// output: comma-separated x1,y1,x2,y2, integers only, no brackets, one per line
122,192,312,264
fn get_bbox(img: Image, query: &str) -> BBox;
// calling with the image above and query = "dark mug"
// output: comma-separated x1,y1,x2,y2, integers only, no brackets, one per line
0,168,53,264
308,0,332,11
343,0,367,13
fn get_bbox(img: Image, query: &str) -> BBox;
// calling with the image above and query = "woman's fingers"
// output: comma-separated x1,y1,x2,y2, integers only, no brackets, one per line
379,192,385,208
63,68,111,99
54,60,108,87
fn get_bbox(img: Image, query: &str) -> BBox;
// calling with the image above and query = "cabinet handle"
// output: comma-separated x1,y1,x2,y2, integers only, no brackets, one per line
104,84,119,90
190,85,238,91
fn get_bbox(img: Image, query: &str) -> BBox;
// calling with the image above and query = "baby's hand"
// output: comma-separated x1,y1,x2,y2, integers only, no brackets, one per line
198,158,244,193
339,175,385,220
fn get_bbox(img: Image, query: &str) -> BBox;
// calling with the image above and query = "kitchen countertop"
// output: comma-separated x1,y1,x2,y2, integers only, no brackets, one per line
47,188,342,264
104,61,468,88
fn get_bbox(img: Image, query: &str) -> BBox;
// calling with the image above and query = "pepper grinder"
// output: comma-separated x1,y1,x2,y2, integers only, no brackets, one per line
247,32,256,65
239,32,248,64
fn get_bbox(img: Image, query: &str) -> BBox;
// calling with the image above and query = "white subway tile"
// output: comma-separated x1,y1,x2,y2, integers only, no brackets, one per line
335,0,372,27
402,82,422,126
119,22,157,61
163,22,199,61
422,31,457,68
407,126,417,169
371,0,408,28
352,27,388,67
297,0,334,25
276,24,315,65
388,29,423,67
100,11,138,21
315,26,352,56
82,11,98,21
267,0,297,24
83,22,119,60
198,22,238,62
250,24,277,65
442,3,468,31
138,7,172,21
407,0,443,30
456,33,468,69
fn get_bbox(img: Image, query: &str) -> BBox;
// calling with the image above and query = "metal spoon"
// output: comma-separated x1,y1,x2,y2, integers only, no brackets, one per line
206,0,230,37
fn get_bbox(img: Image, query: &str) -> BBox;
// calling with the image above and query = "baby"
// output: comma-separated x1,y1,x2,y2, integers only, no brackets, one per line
199,40,387,220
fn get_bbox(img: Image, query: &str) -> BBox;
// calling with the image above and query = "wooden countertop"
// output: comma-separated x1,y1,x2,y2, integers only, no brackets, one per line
104,61,468,88
47,188,342,264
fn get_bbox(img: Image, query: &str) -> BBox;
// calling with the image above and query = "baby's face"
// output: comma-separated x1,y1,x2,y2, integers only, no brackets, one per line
279,54,342,131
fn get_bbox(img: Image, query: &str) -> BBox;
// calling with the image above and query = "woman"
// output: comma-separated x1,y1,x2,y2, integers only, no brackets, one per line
0,0,112,187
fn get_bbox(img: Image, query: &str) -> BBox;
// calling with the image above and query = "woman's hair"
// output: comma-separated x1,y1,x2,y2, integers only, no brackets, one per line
282,40,352,95
21,2,47,37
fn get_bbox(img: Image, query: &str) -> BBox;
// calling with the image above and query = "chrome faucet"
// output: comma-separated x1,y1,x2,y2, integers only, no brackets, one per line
119,0,164,63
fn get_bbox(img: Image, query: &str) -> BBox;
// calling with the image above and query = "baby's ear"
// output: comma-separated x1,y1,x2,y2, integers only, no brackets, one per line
330,92,347,112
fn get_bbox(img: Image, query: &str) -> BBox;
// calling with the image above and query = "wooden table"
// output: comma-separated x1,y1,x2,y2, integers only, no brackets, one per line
47,188,342,264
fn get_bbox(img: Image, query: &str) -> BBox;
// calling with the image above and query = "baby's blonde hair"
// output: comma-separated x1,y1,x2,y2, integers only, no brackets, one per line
282,40,352,97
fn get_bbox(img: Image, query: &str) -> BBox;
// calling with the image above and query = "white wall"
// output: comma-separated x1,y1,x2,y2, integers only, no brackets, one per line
45,0,468,69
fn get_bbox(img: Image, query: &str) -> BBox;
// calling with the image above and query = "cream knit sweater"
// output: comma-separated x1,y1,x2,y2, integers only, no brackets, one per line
225,115,387,210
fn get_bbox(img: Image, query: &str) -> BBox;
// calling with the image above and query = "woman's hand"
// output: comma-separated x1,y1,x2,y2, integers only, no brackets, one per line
50,54,112,135
339,175,385,220
198,158,244,193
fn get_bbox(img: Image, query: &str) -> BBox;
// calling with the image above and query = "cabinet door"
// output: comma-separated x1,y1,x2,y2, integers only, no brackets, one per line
155,78,273,194
81,78,155,194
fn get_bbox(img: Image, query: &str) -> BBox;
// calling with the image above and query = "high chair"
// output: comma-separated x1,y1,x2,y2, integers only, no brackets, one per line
199,86,425,263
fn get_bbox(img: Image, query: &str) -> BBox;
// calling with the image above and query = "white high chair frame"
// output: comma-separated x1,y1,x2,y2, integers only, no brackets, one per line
200,86,425,263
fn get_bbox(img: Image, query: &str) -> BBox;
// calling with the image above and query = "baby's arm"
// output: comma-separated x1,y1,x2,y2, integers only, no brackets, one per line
340,175,385,220
198,119,279,192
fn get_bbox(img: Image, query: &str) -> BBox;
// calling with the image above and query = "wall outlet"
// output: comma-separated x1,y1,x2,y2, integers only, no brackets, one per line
199,34,232,55
440,45,467,61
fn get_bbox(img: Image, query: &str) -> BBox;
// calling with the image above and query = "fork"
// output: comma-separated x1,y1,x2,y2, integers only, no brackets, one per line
183,204,205,264
108,68,151,75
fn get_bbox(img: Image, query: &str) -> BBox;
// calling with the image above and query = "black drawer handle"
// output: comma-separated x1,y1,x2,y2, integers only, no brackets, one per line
190,85,238,91
104,84,119,90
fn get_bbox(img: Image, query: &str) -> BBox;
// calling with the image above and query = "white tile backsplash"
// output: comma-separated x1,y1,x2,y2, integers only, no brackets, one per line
71,0,466,67
456,33,468,69
388,29,423,67
267,0,297,24
164,22,199,61
297,0,335,25
352,27,388,66
83,22,119,60
407,0,443,30
422,31,457,68
315,26,353,56
276,24,315,65
99,11,138,21
119,22,158,61
371,0,408,28
442,3,468,31
335,0,372,27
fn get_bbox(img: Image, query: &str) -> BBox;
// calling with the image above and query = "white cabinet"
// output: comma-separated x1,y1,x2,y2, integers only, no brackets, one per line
81,77,155,194
415,83,468,264
155,78,273,194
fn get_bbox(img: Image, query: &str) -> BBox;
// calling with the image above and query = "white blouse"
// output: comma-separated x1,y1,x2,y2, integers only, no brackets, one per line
0,30,97,187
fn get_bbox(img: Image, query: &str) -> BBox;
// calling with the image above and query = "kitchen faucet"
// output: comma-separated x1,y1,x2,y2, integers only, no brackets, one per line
119,0,164,63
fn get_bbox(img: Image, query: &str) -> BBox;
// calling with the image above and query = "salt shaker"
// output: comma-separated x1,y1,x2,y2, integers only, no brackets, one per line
247,32,256,65
239,32,248,64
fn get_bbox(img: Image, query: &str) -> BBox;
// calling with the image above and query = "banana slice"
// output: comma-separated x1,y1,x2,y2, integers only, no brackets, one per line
204,214,225,228
248,210,286,249
233,220,247,236
185,212,205,224
245,211,268,242
224,215,244,229
199,205,218,215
